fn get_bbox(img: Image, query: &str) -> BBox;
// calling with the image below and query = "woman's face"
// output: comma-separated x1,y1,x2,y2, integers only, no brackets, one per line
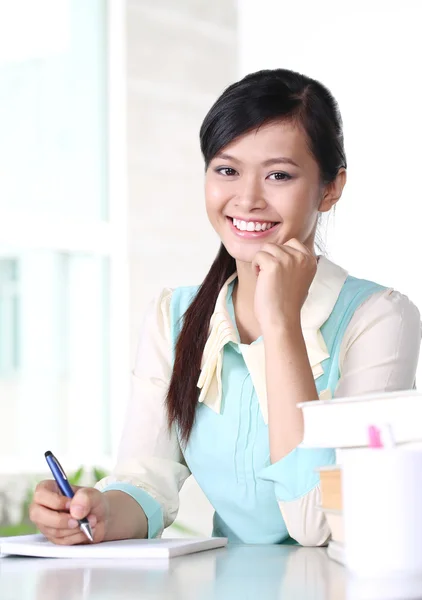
205,120,338,264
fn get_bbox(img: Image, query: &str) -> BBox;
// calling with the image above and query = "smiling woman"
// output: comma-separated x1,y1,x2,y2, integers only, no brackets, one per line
30,68,421,548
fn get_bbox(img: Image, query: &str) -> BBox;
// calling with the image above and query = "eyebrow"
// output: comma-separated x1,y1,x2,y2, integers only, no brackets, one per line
214,153,300,168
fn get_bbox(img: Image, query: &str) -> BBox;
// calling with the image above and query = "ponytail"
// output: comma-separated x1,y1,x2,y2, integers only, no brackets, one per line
166,244,235,444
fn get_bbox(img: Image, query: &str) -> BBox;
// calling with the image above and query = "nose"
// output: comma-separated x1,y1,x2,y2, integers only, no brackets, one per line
234,173,267,211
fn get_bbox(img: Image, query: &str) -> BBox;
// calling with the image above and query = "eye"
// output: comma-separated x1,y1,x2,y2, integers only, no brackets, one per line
268,172,291,181
215,167,238,177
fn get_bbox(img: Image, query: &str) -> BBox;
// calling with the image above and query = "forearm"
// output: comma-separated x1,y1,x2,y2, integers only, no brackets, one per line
103,490,148,541
264,320,318,462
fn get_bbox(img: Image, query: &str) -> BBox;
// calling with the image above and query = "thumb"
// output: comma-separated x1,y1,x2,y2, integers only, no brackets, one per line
70,488,96,520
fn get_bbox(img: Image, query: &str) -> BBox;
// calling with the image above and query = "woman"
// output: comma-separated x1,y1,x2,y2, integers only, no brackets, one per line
30,68,421,546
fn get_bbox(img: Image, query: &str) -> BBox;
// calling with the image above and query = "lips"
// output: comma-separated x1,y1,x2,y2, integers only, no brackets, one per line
227,216,281,238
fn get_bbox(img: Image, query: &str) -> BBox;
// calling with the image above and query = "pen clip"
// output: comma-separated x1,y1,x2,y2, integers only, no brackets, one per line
45,451,69,481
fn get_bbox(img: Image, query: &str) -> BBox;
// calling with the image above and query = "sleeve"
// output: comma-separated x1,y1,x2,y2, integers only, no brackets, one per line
95,288,191,538
336,289,421,396
260,288,422,547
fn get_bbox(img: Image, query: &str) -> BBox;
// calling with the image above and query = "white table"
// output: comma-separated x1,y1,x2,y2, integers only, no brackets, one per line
0,544,421,600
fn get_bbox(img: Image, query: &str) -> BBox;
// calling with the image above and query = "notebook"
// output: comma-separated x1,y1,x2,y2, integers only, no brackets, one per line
0,534,227,559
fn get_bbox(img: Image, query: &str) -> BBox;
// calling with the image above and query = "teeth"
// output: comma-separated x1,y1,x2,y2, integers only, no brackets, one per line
232,218,275,232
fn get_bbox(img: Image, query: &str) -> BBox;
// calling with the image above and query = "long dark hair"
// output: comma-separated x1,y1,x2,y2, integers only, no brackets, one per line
166,68,347,444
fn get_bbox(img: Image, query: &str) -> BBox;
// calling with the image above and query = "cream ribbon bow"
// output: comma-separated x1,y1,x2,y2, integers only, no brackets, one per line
197,273,238,414
196,257,348,422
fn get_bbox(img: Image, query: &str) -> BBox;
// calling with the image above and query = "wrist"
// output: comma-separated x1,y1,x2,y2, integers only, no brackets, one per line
261,315,302,338
103,490,148,540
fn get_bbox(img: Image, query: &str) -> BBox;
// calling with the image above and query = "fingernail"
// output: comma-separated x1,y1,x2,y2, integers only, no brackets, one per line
68,518,78,529
65,501,71,510
71,505,85,519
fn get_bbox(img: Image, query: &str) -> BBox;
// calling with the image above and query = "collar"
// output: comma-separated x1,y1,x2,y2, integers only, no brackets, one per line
196,255,348,422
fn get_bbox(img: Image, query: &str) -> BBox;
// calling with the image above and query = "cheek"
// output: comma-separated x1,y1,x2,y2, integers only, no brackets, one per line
205,179,227,215
276,184,319,222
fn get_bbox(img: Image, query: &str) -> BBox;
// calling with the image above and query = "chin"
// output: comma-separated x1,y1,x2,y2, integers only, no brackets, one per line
223,241,263,264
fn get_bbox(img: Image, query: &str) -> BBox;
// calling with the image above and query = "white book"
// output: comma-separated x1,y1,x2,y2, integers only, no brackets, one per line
316,507,344,544
327,540,345,566
297,390,422,448
0,534,227,560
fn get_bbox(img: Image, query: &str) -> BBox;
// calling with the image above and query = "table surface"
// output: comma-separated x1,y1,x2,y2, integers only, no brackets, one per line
1,544,421,600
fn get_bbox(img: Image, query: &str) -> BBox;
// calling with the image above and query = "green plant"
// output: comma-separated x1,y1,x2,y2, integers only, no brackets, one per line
169,521,200,536
92,467,107,482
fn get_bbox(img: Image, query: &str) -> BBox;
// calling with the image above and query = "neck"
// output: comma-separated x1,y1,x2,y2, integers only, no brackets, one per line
234,259,258,312
232,259,261,343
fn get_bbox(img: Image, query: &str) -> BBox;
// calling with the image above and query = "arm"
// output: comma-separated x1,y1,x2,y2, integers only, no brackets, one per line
262,322,335,546
261,288,421,546
96,288,191,539
264,320,316,462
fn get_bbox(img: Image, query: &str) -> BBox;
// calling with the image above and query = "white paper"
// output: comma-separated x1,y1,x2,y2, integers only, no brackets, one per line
0,534,227,559
342,448,422,577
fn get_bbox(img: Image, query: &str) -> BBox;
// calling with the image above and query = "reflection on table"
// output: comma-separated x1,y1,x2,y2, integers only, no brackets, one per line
0,543,421,600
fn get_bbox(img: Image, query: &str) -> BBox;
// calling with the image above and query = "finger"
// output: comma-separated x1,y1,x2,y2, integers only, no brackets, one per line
70,488,104,521
256,243,302,265
282,238,314,257
29,504,71,529
259,244,288,261
259,241,316,269
30,503,97,531
259,240,308,260
39,527,93,546
252,250,278,275
33,480,81,512
39,514,97,539
282,240,318,271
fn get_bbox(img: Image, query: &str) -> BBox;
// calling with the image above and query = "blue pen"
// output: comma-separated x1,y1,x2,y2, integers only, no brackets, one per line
44,451,93,542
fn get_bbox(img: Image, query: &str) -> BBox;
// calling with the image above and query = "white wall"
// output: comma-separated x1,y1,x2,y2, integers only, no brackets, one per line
239,0,422,384
126,0,238,537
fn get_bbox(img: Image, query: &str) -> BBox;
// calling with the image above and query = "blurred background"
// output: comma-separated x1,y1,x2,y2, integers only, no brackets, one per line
0,0,421,537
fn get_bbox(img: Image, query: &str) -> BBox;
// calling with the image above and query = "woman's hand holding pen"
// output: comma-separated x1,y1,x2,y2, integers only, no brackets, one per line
30,480,149,545
29,480,109,545
252,238,317,333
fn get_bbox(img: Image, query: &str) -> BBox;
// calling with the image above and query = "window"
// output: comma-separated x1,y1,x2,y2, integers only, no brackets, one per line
0,0,128,472
0,259,19,377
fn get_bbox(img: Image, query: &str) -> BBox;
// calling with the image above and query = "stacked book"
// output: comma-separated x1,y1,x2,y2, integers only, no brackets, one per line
318,466,343,564
298,390,422,565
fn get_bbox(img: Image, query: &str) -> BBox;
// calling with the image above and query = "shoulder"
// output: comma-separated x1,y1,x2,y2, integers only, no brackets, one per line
354,286,420,325
334,264,421,328
166,284,201,319
343,285,422,350
147,284,199,317
145,284,201,340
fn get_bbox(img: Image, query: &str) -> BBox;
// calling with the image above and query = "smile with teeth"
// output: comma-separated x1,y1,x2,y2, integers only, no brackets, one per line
232,218,277,232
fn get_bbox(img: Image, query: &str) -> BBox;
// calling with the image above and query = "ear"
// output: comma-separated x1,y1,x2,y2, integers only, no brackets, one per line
319,168,347,213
